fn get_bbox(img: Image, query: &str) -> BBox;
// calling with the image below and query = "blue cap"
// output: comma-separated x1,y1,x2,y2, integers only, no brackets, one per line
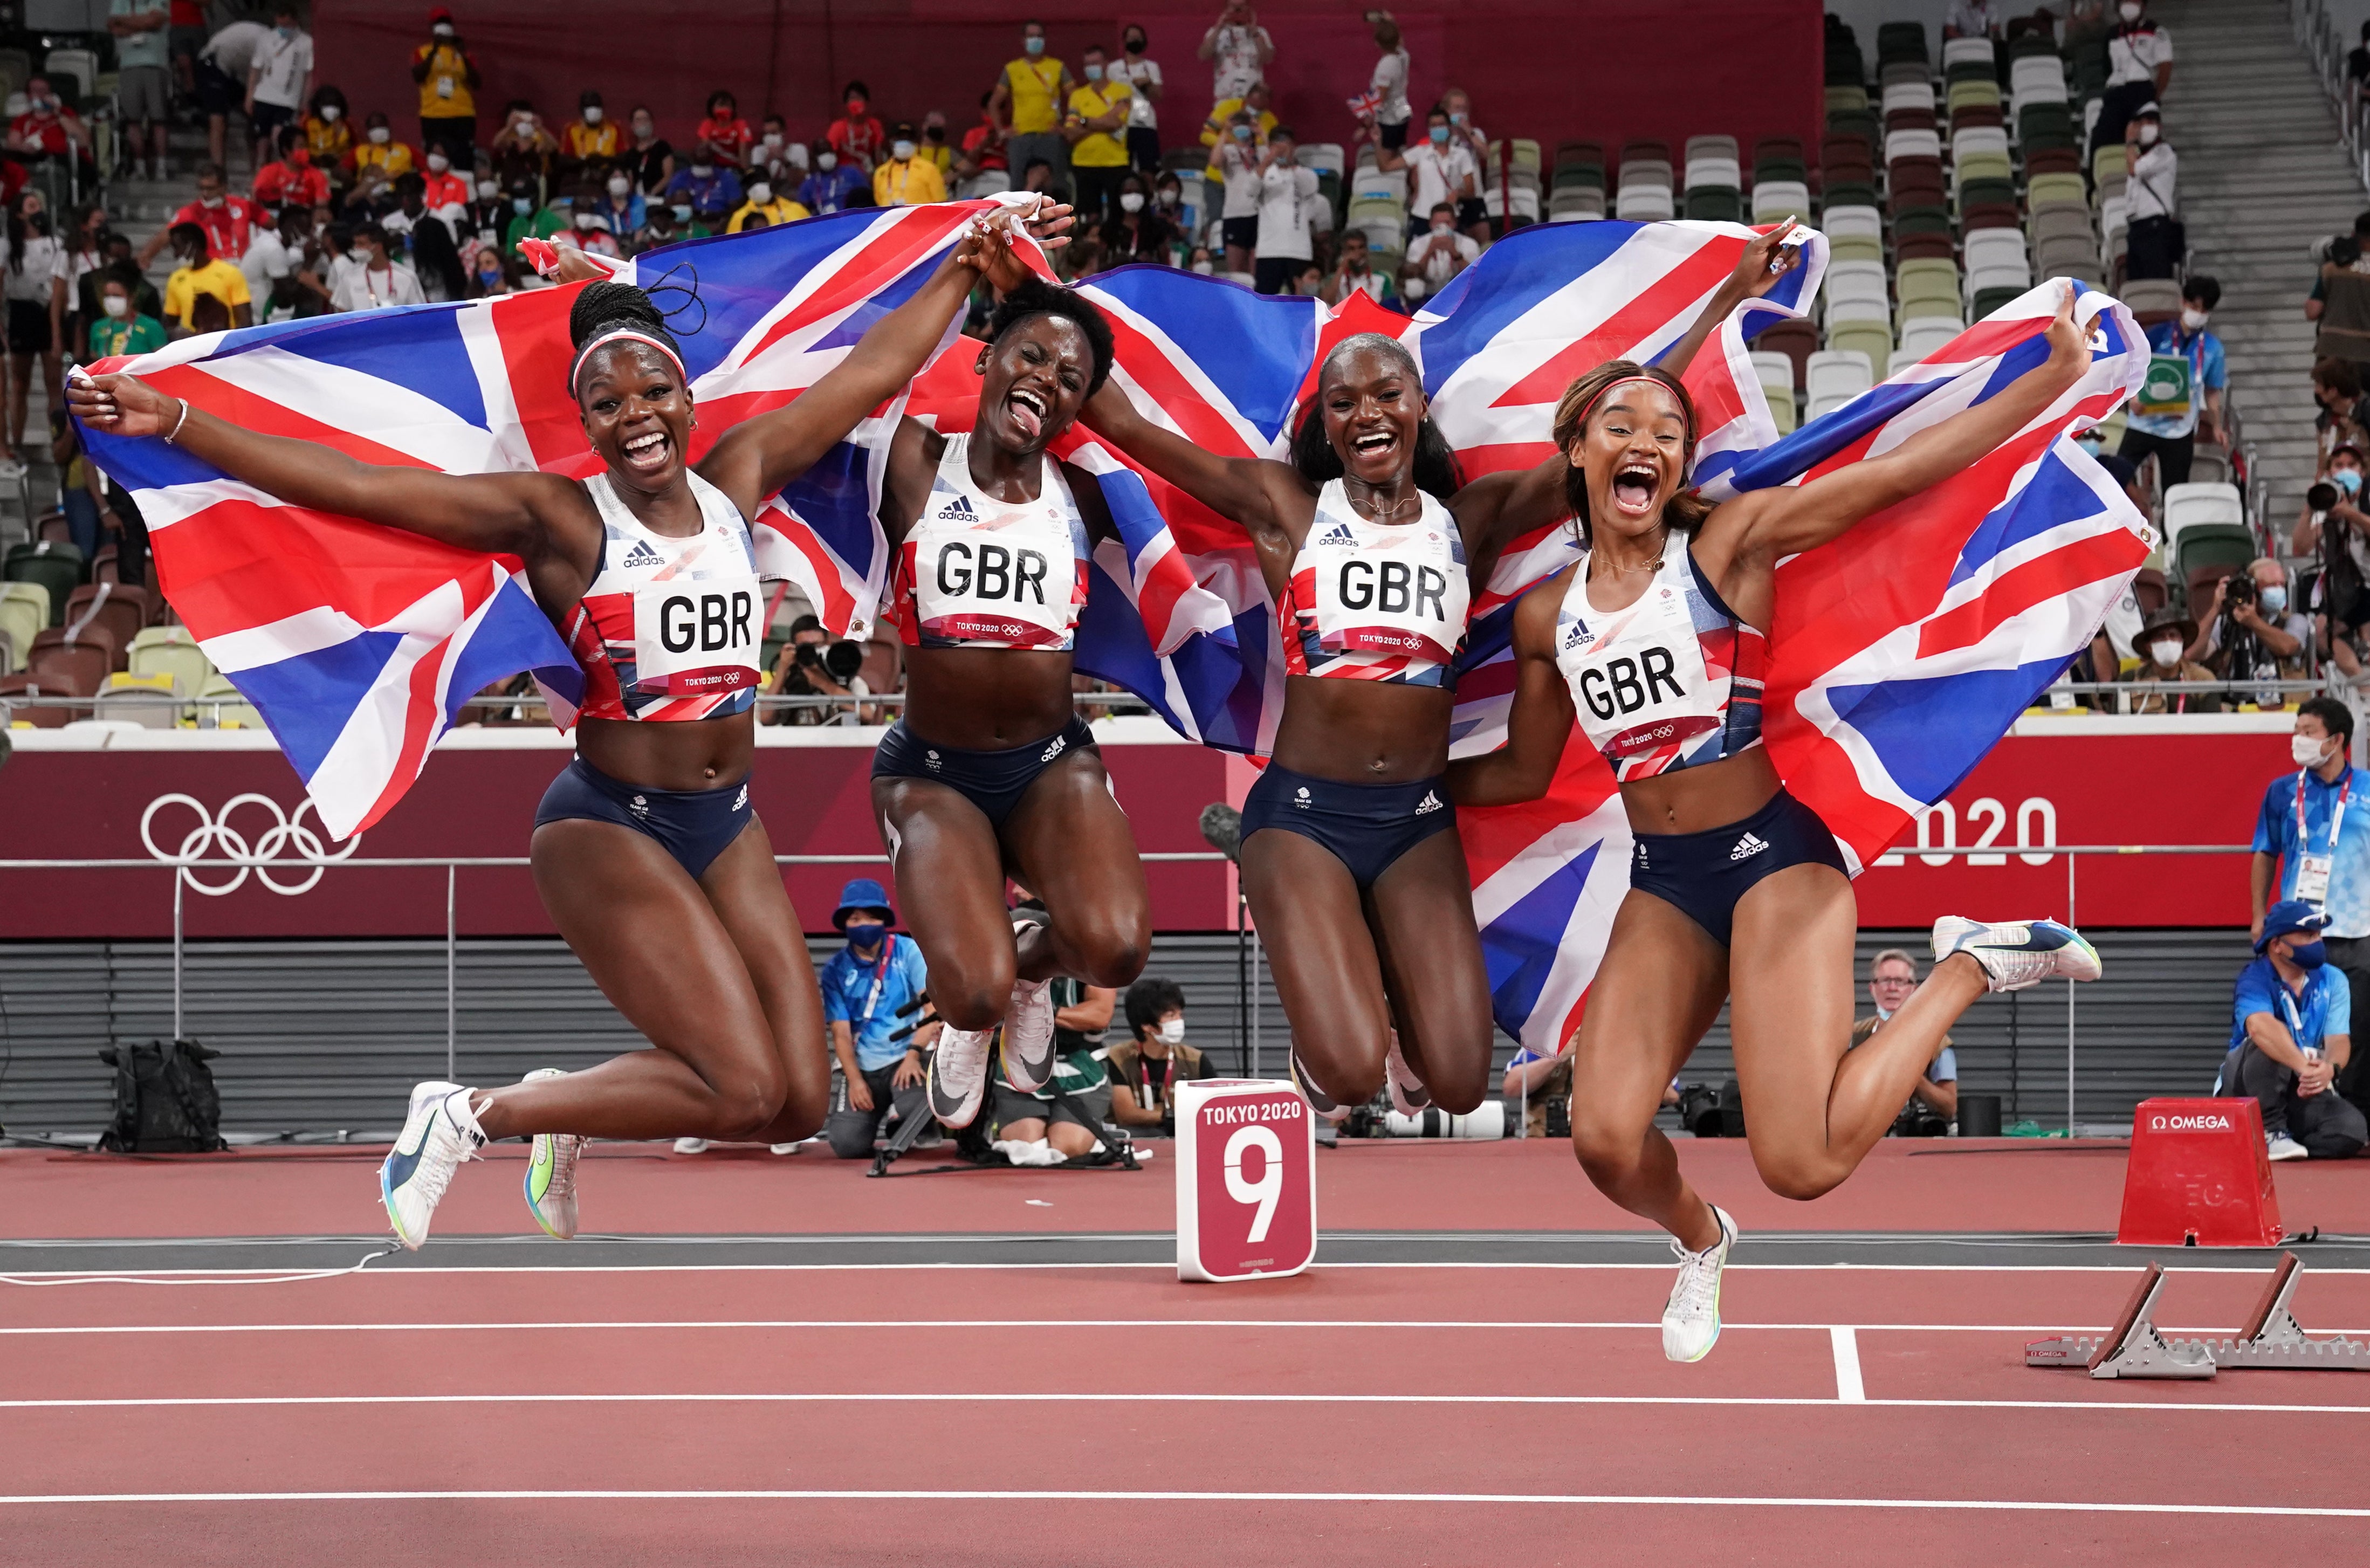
2256,899,2330,953
832,877,893,929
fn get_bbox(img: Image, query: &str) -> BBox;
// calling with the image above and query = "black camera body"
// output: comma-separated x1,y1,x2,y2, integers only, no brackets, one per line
2222,571,2256,608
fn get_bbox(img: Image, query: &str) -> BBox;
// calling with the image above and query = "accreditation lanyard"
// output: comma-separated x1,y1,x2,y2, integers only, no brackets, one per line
2293,769,2351,905
857,936,897,1027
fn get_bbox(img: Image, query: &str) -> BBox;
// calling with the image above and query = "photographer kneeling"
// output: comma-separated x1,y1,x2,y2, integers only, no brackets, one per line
768,613,870,726
1108,976,1212,1134
2188,559,2312,702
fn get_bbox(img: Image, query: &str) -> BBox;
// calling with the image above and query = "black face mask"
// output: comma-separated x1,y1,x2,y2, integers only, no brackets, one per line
1125,37,1145,54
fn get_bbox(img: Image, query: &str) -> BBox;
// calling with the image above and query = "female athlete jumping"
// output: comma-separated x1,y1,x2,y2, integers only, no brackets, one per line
69,219,1055,1248
1081,228,1806,1125
871,276,1153,1131
1447,283,2104,1360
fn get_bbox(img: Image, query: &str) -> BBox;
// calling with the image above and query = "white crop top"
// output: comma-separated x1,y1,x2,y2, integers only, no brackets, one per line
1553,545,1767,782
895,434,1091,651
565,470,764,723
1281,479,1468,688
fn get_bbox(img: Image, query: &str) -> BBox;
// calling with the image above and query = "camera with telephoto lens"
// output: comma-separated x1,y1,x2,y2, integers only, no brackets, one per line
2222,572,2256,609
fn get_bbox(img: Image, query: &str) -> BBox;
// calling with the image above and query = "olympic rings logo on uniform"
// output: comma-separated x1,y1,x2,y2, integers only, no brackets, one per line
139,792,362,897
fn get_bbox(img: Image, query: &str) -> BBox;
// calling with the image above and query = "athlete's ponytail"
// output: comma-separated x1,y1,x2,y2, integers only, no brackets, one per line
1550,360,1714,548
1291,332,1464,501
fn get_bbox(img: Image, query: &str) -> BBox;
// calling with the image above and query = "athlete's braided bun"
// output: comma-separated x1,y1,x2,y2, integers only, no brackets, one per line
567,279,688,400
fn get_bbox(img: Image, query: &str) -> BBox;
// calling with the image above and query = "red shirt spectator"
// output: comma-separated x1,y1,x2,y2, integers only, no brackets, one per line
253,149,330,208
827,81,885,171
697,91,752,168
171,190,258,264
960,105,1008,174
10,78,87,157
421,168,469,211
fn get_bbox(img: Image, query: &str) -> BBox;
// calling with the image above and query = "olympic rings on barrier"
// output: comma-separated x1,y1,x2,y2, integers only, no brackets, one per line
138,793,363,897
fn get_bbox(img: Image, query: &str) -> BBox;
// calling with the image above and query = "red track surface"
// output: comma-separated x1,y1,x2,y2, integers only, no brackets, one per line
4,1141,2368,1563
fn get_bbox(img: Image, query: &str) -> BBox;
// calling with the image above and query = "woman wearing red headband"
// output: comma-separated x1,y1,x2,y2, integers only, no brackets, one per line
68,219,1056,1250
1448,284,2106,1362
1081,229,1805,1139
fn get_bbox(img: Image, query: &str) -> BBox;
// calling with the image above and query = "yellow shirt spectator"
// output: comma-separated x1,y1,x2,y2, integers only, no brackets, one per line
1005,54,1066,134
1200,95,1279,148
873,155,947,206
563,120,618,162
411,41,475,118
1066,81,1132,168
353,137,414,180
163,257,251,329
728,194,810,231
304,113,351,168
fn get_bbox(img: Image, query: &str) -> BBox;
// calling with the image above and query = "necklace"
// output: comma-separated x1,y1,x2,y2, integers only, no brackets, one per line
1588,524,1668,582
1348,484,1420,526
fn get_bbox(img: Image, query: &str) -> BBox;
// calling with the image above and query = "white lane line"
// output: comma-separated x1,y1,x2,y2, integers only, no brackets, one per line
1830,1326,1865,1403
6,1318,2363,1336
3,1392,2362,1415
6,1260,2367,1279
1,1488,2365,1517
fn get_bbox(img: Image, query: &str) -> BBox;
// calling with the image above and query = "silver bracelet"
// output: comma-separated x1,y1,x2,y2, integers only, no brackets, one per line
162,397,189,445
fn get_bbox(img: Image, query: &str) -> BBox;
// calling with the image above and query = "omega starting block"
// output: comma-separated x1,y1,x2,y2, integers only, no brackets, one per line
2025,1252,2369,1379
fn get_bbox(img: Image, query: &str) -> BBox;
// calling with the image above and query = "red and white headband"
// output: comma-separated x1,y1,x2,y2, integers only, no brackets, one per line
569,327,687,398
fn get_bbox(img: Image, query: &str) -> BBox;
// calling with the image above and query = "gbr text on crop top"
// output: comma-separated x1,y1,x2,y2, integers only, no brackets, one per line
1552,543,1766,781
564,470,765,723
1282,479,1469,687
896,434,1091,650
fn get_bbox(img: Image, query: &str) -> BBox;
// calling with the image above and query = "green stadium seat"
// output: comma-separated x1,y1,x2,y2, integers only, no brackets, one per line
3,541,82,626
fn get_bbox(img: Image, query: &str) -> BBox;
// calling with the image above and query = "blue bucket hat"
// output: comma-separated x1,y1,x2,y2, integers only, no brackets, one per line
2256,899,2330,954
832,877,894,929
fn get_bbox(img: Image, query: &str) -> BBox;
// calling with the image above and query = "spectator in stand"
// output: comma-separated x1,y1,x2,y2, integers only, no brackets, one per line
161,219,254,333
376,171,433,243
2224,900,2367,1161
238,202,298,295
1065,45,1134,227
419,143,469,219
57,204,106,355
623,105,673,198
873,123,946,207
169,0,205,100
1503,1047,1578,1137
2311,233,2370,381
765,615,865,725
560,89,617,180
916,110,954,178
1185,242,1215,274
469,242,519,295
88,266,166,362
1376,107,1477,243
328,221,422,311
753,113,806,189
110,0,173,182
411,8,479,165
797,142,864,216
1212,107,1264,274
2096,0,2172,156
254,126,331,209
1200,79,1278,150
2189,558,2310,691
1852,949,1957,1134
2121,101,2179,280
591,167,644,242
304,85,352,175
828,81,886,173
490,100,558,194
2314,357,2370,470
729,173,806,231
1152,170,1189,249
243,6,313,171
2126,606,2221,712
352,108,416,188
197,16,270,169
1114,23,1163,176
1945,0,2001,37
818,878,938,1160
2118,274,2222,486
1199,0,1274,102
1108,976,1210,1132
1252,125,1317,295
634,200,683,251
1398,201,1479,304
1323,229,1397,307
560,194,622,258
408,212,468,299
2,196,61,457
9,75,92,173
2256,697,2370,1118
697,88,754,170
1365,13,1411,150
139,162,259,271
669,141,744,229
957,91,1010,196
992,20,1073,198
1439,87,1494,240
1100,173,1172,263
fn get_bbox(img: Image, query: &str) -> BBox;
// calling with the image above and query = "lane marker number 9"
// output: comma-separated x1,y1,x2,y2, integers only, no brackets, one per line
1224,1124,1282,1243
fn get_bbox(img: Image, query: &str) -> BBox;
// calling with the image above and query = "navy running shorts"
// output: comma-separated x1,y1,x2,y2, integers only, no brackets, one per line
1627,787,1846,948
533,757,753,881
871,714,1096,829
1236,760,1455,889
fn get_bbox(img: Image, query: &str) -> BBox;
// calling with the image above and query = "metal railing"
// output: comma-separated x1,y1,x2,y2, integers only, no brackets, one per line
0,840,2257,1135
0,690,1161,727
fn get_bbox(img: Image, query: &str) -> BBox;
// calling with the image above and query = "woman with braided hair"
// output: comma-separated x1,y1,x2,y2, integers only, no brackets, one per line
69,217,1055,1249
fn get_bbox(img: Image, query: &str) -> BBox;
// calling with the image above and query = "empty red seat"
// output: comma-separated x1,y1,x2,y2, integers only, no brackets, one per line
2133,567,2167,617
64,582,146,667
26,623,114,695
0,671,74,727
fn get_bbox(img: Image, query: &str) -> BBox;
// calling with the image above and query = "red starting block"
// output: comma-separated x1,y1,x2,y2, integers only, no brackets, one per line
2115,1097,2283,1247
1174,1078,1315,1283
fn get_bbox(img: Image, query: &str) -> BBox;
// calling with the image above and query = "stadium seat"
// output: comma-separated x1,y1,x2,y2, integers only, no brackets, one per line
1751,349,1796,392
1683,188,1741,222
0,671,72,727
33,510,71,544
2131,566,2167,616
94,672,179,728
1753,180,1810,223
128,624,212,697
1615,184,1674,221
1806,348,1875,403
1547,188,1605,222
1755,318,1819,389
3,540,82,625
1825,321,1894,375
1885,127,1942,166
1964,226,2029,272
63,583,144,669
26,625,112,696
1969,285,2025,318
2176,532,2256,611
1619,139,1672,168
0,580,45,671
1684,155,1741,191
1822,204,1883,239
1617,156,1673,190
2120,277,2183,324
2162,482,2245,552
1941,36,1994,71
1764,381,1798,434
1899,318,1963,359
1881,81,1936,118
196,673,265,730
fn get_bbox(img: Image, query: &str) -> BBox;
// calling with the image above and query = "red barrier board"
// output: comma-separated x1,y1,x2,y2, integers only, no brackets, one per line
1175,1079,1316,1283
2117,1097,2284,1247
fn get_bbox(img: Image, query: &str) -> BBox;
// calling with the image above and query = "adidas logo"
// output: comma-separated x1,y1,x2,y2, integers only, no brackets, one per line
1729,831,1769,862
1560,621,1591,650
620,540,662,568
939,496,978,521
1040,734,1067,764
1317,522,1357,546
732,784,748,810
1414,790,1444,815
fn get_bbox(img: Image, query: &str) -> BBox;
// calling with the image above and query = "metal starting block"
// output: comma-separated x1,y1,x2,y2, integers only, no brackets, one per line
2025,1253,2368,1380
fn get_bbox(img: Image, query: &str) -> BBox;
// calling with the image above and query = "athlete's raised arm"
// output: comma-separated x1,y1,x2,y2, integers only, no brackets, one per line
1082,373,1308,550
1444,569,1575,807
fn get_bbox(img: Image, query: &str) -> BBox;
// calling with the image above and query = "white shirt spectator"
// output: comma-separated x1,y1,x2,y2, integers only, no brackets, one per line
1217,139,1263,219
2108,20,2173,88
1946,0,1999,36
331,256,423,312
2202,606,2312,660
248,25,312,111
1115,54,1161,131
1403,140,1477,220
241,227,293,293
3,231,60,305
1206,22,1272,101
199,19,271,82
1406,226,1479,289
1254,160,1318,262
2126,140,2177,220
1370,46,1410,130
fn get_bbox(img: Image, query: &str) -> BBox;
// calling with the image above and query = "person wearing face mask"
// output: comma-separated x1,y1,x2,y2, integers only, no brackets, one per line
2223,899,2367,1161
410,8,479,167
1063,45,1134,225
663,142,742,228
348,110,415,206
560,88,617,177
1247,127,1317,295
464,174,506,238
634,201,683,251
1375,105,1479,244
6,73,92,178
87,269,166,360
593,169,644,243
1186,244,1216,276
303,84,351,177
1322,228,1397,308
2120,103,2180,280
242,7,313,174
139,161,258,271
1199,0,1274,102
697,89,753,170
752,113,805,187
728,173,807,232
252,125,331,210
325,219,423,311
1398,200,1479,300
827,80,885,173
239,201,309,299
797,141,865,216
1111,25,1163,175
814,879,940,1160
2093,0,2172,157
562,202,620,260
1098,172,1171,263
2190,558,2310,699
623,105,674,197
1207,109,1265,275
2258,700,2370,1131
491,98,558,191
871,121,946,208
992,20,1075,197
469,242,514,298
2118,274,2222,486
1108,976,1209,1132
2123,605,2219,714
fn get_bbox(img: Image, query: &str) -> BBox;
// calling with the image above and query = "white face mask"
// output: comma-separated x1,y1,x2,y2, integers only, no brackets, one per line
432,22,454,37
1156,1016,1186,1044
1191,259,1214,274
690,162,713,178
583,106,603,124
2296,733,2334,767
762,132,784,150
101,293,127,318
2149,637,2182,668
607,175,630,197
1120,191,1144,213
891,140,916,161
2119,1,2141,19
817,153,837,171
573,211,600,231
320,105,341,122
368,126,390,145
425,152,449,171
2181,307,2208,329
748,183,772,205
2137,122,2159,146
477,180,498,200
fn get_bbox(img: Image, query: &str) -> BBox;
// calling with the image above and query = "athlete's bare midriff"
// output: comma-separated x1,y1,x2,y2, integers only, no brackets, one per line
1269,676,1454,783
1618,746,1781,837
899,645,1080,751
576,712,756,793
